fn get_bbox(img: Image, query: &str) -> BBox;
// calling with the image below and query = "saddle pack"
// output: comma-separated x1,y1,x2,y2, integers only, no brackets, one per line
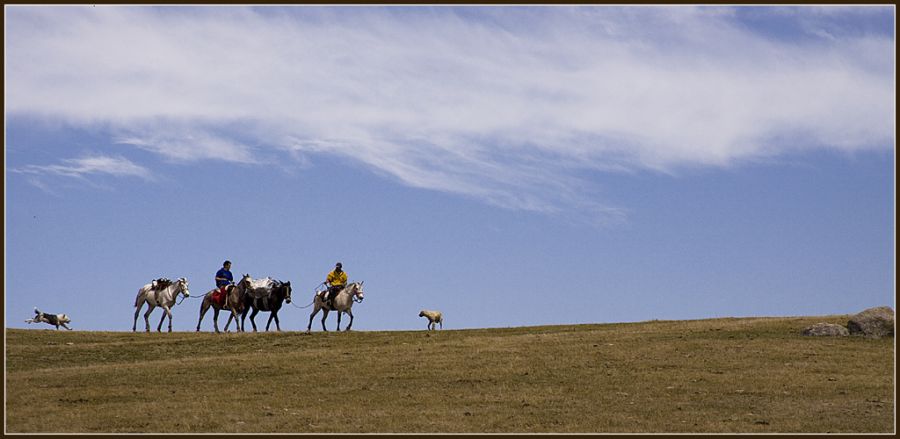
247,277,277,299
152,278,173,290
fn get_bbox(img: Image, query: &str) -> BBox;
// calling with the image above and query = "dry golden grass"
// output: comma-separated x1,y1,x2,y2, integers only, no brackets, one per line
5,315,894,433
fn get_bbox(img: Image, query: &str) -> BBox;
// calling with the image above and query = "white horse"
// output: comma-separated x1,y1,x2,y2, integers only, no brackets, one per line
307,281,364,332
132,277,190,332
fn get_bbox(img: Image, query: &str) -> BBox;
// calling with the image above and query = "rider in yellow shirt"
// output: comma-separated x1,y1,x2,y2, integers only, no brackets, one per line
324,262,347,307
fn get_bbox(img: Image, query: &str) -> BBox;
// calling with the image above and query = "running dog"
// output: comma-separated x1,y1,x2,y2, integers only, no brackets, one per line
25,307,72,330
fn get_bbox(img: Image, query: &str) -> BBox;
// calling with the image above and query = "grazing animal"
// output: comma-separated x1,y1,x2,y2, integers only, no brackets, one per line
240,278,292,332
196,274,252,333
132,277,190,333
419,310,443,330
307,281,365,332
26,308,72,330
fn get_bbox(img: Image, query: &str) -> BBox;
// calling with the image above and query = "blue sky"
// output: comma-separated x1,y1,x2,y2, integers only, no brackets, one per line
5,5,895,332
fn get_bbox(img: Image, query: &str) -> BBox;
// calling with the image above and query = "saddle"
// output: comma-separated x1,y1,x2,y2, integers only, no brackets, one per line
151,278,172,291
319,285,344,307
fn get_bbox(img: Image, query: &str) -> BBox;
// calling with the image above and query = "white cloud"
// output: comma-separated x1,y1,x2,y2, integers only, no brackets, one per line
5,6,894,219
114,128,259,165
13,154,153,181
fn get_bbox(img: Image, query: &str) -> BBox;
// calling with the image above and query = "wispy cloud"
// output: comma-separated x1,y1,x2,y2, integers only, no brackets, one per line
14,154,153,181
114,127,260,165
5,6,894,219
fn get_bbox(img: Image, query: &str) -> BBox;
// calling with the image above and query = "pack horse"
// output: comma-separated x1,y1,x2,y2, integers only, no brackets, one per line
132,277,190,332
241,276,293,332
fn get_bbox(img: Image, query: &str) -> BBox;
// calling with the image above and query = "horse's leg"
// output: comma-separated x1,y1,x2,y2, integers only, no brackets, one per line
269,310,281,332
224,308,236,332
157,306,170,332
345,309,354,331
133,299,144,332
307,306,320,333
337,311,342,332
266,312,275,332
143,305,156,333
165,306,174,332
229,306,242,332
197,299,209,332
240,306,249,333
321,309,330,332
249,308,259,332
212,308,221,333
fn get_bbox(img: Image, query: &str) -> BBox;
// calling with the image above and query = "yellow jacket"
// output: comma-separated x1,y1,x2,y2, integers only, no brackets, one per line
327,270,347,287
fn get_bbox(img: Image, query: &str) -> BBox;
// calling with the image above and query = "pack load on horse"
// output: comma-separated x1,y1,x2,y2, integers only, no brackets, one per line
247,277,277,308
133,277,190,332
240,276,292,332
197,273,252,333
307,281,364,332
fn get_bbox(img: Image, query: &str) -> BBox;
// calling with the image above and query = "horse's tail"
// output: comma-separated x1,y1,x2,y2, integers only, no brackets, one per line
134,289,145,307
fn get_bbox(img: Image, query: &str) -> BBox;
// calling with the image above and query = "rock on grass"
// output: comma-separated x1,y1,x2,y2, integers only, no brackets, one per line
802,323,849,337
847,307,894,338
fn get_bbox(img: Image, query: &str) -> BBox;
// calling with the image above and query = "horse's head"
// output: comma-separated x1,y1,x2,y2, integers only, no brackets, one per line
350,281,364,302
177,277,190,297
282,281,292,304
238,274,252,289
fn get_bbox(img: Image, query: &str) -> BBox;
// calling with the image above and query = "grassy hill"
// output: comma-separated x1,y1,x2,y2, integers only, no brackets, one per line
5,315,894,433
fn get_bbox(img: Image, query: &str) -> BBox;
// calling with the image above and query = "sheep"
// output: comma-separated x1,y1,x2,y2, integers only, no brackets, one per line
418,310,443,330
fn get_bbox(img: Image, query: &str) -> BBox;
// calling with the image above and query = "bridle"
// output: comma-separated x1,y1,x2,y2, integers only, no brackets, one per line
348,283,364,303
174,281,190,305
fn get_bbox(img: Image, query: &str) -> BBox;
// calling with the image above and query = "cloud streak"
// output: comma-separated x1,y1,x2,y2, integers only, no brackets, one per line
13,154,153,181
5,6,894,219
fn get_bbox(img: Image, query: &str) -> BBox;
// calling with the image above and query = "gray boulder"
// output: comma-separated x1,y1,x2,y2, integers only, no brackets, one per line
847,306,894,338
802,323,849,337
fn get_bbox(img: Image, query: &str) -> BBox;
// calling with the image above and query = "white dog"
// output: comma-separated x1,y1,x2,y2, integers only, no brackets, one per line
25,307,72,330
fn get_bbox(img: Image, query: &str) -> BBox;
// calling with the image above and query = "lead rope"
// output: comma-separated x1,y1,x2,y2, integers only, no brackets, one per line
291,282,327,309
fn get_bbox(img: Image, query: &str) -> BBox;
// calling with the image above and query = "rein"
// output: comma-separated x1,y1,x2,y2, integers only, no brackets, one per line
176,288,192,305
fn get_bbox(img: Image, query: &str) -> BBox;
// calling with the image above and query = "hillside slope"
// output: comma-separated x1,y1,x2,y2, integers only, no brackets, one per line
5,316,894,433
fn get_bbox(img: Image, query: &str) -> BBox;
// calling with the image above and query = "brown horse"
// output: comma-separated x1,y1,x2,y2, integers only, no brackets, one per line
196,274,251,333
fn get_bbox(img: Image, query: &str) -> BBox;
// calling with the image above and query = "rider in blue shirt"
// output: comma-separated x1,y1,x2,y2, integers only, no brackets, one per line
215,260,233,298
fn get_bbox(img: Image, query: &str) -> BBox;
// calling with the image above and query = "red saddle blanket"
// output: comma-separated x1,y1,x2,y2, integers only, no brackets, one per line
211,289,227,307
